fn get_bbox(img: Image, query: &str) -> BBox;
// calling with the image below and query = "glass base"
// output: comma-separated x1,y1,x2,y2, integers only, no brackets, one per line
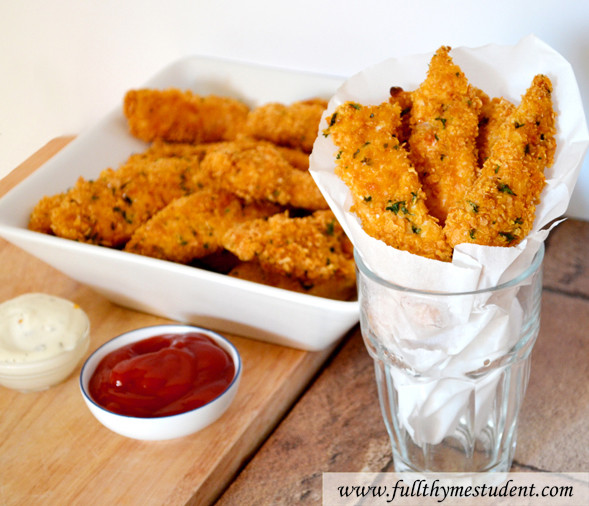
391,437,516,474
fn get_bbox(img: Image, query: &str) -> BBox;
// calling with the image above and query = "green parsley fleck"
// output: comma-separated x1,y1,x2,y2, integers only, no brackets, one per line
499,231,516,242
386,200,408,214
325,220,335,236
497,183,516,196
435,117,447,128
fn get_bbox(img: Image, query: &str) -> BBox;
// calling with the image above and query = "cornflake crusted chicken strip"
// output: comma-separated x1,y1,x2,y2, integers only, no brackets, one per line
325,101,453,262
123,88,250,144
222,210,355,284
476,95,516,169
28,193,66,235
124,188,279,264
46,153,202,248
241,98,328,153
388,86,413,144
444,74,556,248
408,46,483,224
200,140,328,210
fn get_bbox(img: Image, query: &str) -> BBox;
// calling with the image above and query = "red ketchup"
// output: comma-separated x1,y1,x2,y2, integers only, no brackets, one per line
88,332,235,418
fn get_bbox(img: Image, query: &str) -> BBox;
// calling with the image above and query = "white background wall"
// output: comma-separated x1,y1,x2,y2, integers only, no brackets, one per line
1,0,588,218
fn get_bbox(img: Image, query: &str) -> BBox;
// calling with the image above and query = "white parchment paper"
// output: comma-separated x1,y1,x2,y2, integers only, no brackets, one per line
309,35,589,447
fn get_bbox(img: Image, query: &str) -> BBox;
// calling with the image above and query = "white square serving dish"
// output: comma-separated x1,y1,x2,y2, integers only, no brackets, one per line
0,56,358,351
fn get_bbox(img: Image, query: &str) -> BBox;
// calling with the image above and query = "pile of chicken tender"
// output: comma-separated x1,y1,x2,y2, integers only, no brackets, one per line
324,46,557,262
28,90,356,301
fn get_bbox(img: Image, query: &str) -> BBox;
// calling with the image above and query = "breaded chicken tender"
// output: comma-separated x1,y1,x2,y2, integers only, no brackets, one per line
241,98,327,153
388,86,413,143
444,74,556,248
28,193,66,234
48,154,202,248
200,140,328,210
123,88,250,144
273,146,310,171
228,261,356,301
124,188,279,263
142,139,222,162
222,210,355,284
325,101,453,262
476,94,516,169
409,46,483,224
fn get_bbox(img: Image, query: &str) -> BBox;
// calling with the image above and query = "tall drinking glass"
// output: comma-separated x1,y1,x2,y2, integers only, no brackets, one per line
356,244,544,473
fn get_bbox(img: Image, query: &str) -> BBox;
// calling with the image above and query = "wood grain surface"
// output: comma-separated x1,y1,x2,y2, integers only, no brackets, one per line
0,138,337,506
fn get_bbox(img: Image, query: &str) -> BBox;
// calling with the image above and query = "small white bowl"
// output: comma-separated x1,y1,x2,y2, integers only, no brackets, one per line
0,293,90,392
79,324,242,441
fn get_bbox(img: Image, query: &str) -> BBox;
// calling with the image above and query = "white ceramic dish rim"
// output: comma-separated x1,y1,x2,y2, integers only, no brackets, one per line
0,56,359,351
79,324,241,426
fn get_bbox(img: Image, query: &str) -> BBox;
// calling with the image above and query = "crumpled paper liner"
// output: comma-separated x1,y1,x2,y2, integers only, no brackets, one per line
309,35,589,447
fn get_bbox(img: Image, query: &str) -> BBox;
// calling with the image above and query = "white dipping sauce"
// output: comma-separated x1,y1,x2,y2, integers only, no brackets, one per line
0,293,89,363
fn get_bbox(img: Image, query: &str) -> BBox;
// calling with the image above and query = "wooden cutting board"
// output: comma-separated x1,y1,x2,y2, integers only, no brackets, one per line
0,138,338,506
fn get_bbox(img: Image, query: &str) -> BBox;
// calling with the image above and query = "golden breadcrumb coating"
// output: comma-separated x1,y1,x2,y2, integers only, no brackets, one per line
28,193,66,234
200,140,328,210
273,146,310,171
47,154,202,248
408,46,483,224
241,98,327,153
124,188,279,263
444,74,556,248
142,139,222,161
123,88,250,144
476,94,516,169
222,210,355,283
228,261,356,301
388,86,413,143
325,101,453,262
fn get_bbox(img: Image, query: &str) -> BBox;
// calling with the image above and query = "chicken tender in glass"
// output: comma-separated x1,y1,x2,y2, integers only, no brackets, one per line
408,46,483,224
325,101,453,262
123,88,250,144
241,98,327,153
201,140,328,210
124,188,279,263
222,210,355,284
388,86,413,143
476,94,516,169
444,74,556,248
